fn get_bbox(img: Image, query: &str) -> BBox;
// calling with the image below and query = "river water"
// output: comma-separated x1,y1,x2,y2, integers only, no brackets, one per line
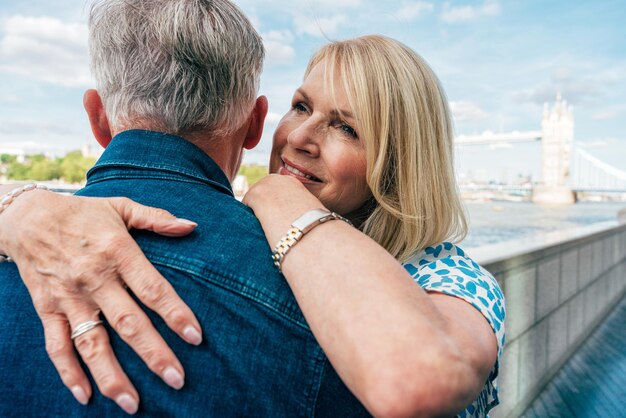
461,201,626,250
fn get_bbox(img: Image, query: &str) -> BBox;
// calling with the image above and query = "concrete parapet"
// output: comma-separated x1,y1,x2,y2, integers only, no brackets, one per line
470,220,626,418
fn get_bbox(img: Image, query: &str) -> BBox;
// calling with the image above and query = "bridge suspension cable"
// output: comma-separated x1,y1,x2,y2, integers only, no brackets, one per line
571,148,626,191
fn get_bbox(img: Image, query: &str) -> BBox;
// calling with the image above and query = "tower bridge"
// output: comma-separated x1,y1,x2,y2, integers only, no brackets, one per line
455,95,626,203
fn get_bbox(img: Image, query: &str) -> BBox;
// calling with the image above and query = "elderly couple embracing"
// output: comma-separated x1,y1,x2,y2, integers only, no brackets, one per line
0,0,505,417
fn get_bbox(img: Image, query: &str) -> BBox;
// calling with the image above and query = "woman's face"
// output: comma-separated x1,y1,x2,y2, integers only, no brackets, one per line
269,61,371,216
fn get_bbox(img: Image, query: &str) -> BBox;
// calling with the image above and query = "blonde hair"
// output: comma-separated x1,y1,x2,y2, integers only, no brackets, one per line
305,35,467,262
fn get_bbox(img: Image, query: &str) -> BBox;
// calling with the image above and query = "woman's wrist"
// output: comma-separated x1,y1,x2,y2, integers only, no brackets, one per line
0,183,48,214
272,209,352,271
0,184,50,261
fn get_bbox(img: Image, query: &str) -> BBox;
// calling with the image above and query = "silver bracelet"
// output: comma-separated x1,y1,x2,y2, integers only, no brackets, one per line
272,208,352,272
0,183,49,263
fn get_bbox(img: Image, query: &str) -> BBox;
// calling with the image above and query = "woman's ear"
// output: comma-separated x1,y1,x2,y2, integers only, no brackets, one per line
243,95,268,150
83,89,113,148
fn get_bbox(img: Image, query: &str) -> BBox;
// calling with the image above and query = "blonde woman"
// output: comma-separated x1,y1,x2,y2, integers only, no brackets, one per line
0,36,504,417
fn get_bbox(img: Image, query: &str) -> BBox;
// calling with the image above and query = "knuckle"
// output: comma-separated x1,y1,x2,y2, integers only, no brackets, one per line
152,208,173,218
45,335,71,358
142,348,169,372
111,196,132,208
138,279,170,306
102,232,131,254
32,291,55,314
113,311,145,340
65,269,91,294
167,309,188,330
75,332,105,363
97,374,126,399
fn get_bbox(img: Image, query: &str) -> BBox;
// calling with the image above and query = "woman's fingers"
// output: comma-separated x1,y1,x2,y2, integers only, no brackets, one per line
93,283,187,391
113,240,203,346
68,311,140,415
107,197,197,237
41,313,92,406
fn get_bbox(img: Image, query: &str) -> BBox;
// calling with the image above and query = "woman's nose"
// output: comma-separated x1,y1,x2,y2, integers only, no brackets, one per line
287,118,322,157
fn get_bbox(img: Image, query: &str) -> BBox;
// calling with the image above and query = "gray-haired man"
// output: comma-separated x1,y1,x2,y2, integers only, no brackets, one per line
0,0,368,416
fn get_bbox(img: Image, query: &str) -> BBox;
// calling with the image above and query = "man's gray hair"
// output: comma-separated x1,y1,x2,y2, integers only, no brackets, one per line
89,0,264,136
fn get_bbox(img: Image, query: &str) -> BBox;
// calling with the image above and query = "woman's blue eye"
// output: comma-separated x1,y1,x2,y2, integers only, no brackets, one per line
341,123,358,139
294,102,308,113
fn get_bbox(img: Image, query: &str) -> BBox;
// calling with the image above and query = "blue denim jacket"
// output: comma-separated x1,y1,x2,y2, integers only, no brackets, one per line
0,130,369,417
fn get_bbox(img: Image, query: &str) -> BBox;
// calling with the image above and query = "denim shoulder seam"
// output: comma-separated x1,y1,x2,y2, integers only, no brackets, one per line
92,160,214,182
87,172,213,188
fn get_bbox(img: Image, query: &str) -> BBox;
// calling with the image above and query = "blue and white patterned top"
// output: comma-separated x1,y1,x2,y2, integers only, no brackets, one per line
403,242,506,418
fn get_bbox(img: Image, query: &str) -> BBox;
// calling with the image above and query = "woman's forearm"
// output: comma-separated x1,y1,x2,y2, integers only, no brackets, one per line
259,208,474,417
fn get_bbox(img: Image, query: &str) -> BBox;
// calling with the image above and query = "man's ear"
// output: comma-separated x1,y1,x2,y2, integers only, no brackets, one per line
83,89,113,148
243,95,268,150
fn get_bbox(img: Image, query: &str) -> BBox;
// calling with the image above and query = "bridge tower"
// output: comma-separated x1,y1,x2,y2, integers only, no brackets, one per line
533,94,576,204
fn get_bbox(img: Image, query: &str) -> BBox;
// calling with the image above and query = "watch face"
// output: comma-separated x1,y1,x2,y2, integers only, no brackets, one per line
292,209,331,232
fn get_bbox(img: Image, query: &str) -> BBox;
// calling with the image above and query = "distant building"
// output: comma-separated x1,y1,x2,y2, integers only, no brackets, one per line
0,147,26,163
82,142,104,159
533,94,576,204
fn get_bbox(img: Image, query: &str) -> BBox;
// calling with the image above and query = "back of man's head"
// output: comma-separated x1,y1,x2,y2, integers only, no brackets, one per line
89,0,264,137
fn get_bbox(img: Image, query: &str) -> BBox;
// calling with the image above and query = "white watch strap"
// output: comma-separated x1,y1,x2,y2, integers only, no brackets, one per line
272,209,352,272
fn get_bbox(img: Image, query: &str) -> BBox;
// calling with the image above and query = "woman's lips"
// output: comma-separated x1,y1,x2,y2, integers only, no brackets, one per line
279,160,322,184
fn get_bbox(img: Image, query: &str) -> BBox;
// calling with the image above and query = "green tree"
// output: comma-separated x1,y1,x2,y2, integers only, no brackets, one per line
7,162,30,180
59,151,97,183
0,154,16,164
27,154,46,163
237,164,268,186
28,159,61,181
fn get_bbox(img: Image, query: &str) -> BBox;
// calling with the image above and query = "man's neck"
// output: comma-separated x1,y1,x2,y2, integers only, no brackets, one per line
112,125,246,182
190,134,243,182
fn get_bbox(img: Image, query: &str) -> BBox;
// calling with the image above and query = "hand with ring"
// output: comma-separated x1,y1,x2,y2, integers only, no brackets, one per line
70,320,104,340
0,189,202,414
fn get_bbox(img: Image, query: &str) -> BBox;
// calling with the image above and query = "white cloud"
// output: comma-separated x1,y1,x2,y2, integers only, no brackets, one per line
450,100,488,121
0,94,19,103
441,0,501,23
265,112,283,124
0,15,91,87
513,77,615,106
262,30,295,66
391,2,434,21
591,111,617,121
294,14,347,38
0,119,82,136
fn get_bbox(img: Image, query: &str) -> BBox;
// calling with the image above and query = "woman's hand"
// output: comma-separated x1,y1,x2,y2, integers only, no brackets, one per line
243,174,324,245
0,189,202,413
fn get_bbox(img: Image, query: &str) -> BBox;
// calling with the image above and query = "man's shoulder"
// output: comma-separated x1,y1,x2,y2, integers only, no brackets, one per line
78,179,307,327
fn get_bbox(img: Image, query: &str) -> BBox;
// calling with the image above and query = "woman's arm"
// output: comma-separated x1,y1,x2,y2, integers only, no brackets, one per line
244,175,498,418
0,188,202,412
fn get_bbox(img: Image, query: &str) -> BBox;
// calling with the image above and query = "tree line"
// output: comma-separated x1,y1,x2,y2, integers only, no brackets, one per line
1,152,97,184
1,152,268,186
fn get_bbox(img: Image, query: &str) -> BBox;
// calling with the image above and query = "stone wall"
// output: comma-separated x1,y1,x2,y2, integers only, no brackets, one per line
470,221,626,417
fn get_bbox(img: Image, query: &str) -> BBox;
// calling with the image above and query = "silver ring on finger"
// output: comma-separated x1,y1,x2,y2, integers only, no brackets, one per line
71,320,104,340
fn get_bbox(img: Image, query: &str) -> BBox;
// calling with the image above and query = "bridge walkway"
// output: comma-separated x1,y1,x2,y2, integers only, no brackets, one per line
520,294,626,418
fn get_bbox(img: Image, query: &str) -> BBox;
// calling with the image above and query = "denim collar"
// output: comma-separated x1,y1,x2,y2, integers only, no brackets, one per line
86,129,233,196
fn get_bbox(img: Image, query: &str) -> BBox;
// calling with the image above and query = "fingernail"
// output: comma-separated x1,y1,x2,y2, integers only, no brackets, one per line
175,218,197,227
71,386,88,405
183,325,202,345
163,367,185,390
116,393,138,415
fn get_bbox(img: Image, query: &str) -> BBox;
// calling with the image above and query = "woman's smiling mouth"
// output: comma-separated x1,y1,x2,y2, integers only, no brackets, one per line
279,159,323,183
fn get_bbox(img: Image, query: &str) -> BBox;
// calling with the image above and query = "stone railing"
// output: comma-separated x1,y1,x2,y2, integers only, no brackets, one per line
469,219,626,417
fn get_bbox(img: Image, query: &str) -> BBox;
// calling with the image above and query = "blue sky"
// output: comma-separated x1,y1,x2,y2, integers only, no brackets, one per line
0,0,625,182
